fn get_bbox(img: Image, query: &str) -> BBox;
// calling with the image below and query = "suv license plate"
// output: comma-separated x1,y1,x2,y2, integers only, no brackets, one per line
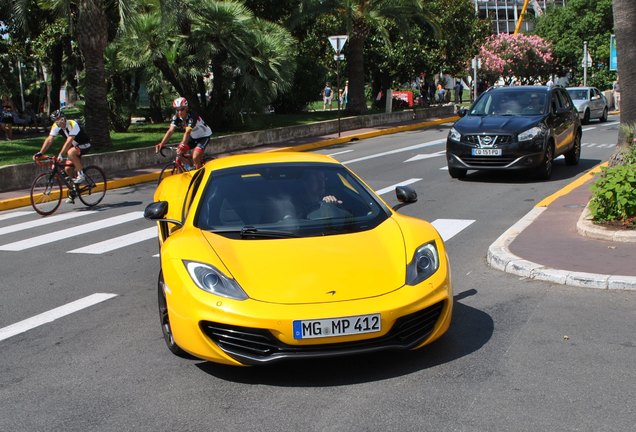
472,148,502,156
293,313,381,339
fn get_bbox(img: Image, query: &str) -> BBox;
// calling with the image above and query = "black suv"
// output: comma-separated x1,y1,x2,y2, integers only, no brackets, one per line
446,86,582,180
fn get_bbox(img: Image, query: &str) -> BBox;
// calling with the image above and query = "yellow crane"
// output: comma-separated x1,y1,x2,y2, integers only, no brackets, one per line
514,0,544,35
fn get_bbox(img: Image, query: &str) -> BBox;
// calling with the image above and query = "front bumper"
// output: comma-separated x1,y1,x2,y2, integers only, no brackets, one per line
446,138,545,171
162,259,453,366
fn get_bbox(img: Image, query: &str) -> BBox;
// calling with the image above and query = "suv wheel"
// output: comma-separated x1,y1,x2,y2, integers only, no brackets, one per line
564,131,581,166
536,143,554,180
448,166,467,179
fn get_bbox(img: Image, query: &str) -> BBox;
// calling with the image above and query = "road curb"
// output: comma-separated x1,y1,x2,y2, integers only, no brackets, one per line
487,178,636,291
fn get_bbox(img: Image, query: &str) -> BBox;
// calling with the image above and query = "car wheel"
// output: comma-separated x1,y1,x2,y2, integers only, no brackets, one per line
536,143,554,180
600,107,608,122
448,166,467,179
582,109,590,125
564,131,581,166
157,271,191,358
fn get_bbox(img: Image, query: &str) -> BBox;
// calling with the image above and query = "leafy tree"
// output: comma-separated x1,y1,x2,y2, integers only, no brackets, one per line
534,0,614,87
295,0,437,115
479,33,554,85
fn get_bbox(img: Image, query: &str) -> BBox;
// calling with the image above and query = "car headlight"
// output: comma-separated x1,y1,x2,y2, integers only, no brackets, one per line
518,126,544,142
405,242,440,286
184,260,248,300
448,127,462,142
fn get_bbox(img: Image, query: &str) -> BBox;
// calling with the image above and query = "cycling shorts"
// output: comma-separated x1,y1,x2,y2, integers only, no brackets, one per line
186,135,211,152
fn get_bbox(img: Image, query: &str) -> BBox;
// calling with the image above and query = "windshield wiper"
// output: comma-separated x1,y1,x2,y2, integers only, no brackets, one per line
209,225,299,238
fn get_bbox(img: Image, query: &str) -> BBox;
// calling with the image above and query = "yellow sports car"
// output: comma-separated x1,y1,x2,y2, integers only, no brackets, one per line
145,152,453,366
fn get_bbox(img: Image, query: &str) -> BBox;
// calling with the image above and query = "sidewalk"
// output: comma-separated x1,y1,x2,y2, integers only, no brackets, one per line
2,116,635,290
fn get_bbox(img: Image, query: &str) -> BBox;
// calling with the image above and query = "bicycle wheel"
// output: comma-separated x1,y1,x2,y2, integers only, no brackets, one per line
30,172,63,216
77,165,107,207
158,162,179,184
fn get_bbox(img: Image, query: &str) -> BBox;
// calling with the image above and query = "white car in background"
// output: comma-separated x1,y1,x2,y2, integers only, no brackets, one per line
566,86,609,124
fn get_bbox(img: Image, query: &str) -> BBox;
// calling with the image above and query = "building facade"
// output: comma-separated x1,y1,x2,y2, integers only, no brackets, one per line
474,0,567,34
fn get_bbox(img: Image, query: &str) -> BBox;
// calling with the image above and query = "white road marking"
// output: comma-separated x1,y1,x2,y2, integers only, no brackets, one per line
582,127,596,132
327,149,354,156
0,293,117,342
0,211,144,251
342,139,446,164
404,150,446,163
0,211,35,222
0,211,96,237
375,179,422,196
431,219,475,241
68,227,157,254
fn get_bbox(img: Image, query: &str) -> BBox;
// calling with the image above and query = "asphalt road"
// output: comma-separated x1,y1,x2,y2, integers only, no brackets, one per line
1,115,635,431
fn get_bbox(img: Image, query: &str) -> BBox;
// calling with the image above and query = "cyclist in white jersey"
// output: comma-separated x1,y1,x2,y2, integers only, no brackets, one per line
155,97,213,169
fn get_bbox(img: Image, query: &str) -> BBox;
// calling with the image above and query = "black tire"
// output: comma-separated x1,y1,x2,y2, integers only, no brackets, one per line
600,107,608,122
77,165,107,207
564,131,581,166
536,143,554,180
157,271,191,358
448,166,467,179
30,172,63,216
582,109,590,125
158,162,178,184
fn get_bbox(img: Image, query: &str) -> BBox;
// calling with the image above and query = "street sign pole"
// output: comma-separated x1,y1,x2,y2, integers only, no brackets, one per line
583,41,588,86
328,36,348,137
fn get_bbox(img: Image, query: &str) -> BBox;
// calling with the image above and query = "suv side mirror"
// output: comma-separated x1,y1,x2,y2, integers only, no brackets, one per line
457,107,468,117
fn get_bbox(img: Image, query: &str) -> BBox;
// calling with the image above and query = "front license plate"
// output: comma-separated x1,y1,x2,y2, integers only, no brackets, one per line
472,148,502,156
293,313,381,339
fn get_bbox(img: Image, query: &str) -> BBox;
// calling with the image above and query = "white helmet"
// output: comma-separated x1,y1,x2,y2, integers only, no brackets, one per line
172,97,188,109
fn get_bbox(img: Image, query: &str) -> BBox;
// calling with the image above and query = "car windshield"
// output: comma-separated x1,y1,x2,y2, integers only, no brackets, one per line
470,90,547,116
567,89,589,100
194,162,391,238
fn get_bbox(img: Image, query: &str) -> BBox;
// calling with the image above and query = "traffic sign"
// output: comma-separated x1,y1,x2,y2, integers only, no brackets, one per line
328,35,348,53
582,52,592,67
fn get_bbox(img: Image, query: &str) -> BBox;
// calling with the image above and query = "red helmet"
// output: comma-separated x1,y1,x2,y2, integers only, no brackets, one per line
172,97,188,109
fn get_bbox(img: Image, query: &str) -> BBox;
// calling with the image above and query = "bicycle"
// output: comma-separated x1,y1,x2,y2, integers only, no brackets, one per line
30,156,107,216
157,144,214,184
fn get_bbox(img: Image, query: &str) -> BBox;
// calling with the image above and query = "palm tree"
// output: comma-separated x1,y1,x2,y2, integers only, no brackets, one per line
609,0,636,165
296,0,437,115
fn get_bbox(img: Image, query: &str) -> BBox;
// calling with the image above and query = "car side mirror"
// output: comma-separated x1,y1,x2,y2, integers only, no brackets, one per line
144,201,184,227
457,107,468,117
392,186,417,211
556,107,570,115
144,201,168,220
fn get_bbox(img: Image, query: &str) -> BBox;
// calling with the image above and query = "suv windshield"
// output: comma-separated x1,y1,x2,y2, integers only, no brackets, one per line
470,90,547,116
194,163,391,238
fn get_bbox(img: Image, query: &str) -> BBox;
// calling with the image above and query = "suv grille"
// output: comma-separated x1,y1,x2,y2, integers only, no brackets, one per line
200,301,446,364
465,135,513,145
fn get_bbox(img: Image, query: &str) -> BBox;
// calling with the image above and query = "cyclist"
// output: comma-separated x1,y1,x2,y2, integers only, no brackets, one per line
155,97,213,169
33,110,92,203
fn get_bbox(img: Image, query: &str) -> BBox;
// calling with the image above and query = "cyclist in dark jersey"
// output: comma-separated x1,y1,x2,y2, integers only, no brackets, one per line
155,97,213,169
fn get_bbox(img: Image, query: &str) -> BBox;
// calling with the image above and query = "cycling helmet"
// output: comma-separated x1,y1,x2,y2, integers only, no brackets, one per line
172,97,188,109
50,110,65,122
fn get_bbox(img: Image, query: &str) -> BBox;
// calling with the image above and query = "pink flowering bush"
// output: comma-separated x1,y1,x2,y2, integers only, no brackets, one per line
479,34,554,85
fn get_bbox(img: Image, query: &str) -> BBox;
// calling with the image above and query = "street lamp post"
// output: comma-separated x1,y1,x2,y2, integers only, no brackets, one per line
328,35,348,137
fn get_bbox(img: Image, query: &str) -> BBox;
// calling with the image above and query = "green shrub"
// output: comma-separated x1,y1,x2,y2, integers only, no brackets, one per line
589,163,636,228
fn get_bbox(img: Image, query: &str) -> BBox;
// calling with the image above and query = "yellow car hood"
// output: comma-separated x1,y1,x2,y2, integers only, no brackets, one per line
201,220,408,304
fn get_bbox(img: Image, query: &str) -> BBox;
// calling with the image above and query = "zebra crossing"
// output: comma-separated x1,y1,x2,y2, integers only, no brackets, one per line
0,206,476,255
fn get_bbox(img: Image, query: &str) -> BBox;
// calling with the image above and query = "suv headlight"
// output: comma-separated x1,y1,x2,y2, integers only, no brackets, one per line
518,126,544,142
406,242,440,286
448,127,462,142
184,260,248,300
